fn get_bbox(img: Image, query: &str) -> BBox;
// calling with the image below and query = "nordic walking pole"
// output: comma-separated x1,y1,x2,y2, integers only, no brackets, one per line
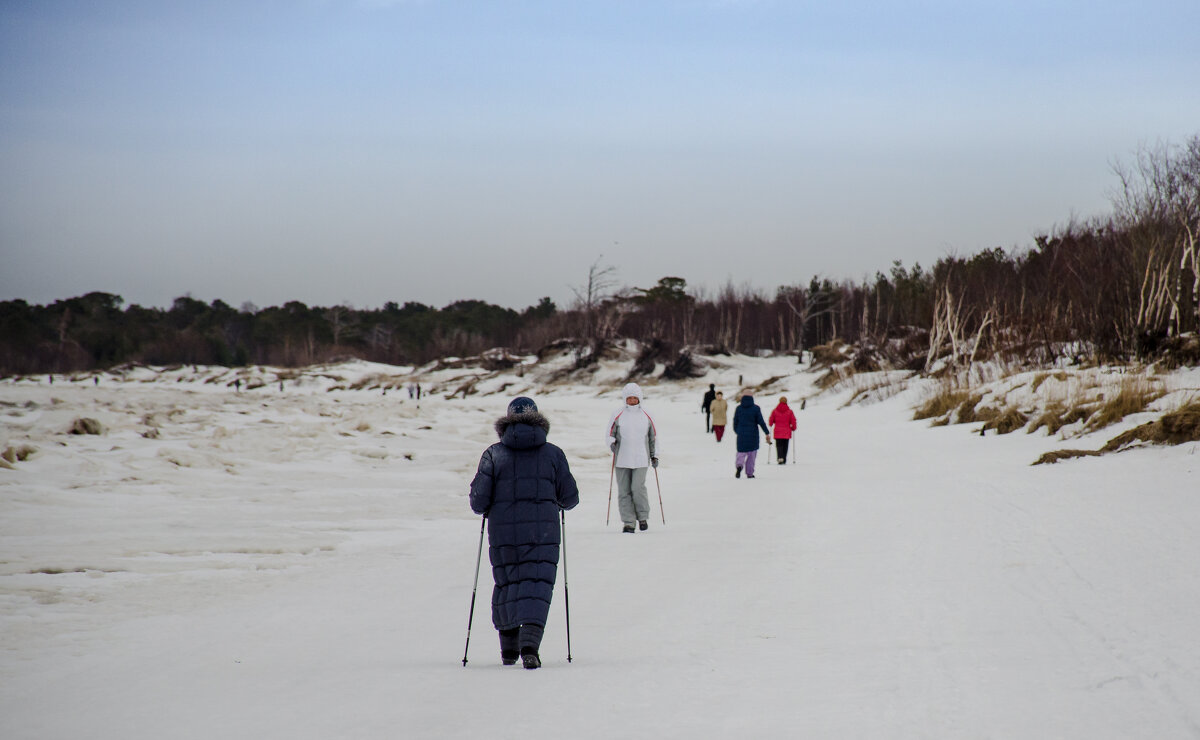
561,510,572,663
795,400,802,464
653,466,666,525
461,516,487,667
605,452,615,526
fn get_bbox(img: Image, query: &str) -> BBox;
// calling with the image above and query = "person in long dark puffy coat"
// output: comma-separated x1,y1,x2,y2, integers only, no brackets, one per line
469,396,579,669
731,392,770,479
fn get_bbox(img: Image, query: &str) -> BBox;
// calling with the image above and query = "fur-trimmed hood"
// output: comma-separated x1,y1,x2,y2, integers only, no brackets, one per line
494,410,551,450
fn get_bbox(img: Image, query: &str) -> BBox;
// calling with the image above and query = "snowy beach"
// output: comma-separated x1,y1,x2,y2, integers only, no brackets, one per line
2,356,1199,739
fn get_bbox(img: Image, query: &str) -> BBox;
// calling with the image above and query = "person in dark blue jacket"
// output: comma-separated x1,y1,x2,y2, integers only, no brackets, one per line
469,396,579,669
731,392,770,479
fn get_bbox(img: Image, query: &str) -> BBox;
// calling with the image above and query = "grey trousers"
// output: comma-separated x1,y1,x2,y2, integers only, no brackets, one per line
615,467,650,524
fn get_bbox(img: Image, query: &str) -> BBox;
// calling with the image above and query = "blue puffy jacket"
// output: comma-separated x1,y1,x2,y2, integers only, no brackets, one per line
732,395,769,452
469,410,579,630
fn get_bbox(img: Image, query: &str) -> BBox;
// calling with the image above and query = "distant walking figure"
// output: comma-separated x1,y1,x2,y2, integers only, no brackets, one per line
469,397,579,669
710,391,728,442
768,396,797,464
732,393,769,479
701,383,716,432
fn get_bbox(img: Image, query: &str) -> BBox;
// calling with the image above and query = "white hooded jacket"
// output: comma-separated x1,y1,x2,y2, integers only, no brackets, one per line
606,382,658,469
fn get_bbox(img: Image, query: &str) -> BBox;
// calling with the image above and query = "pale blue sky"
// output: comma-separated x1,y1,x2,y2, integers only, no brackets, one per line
3,0,1198,311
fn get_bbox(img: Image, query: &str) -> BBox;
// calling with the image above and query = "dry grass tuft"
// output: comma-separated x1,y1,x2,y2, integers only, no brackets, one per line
1030,371,1069,394
913,384,973,421
1027,404,1067,435
809,340,850,368
752,375,787,393
1034,401,1200,464
2,444,38,468
954,395,985,424
1060,406,1094,427
815,367,847,391
2,444,37,463
1033,449,1102,465
349,373,390,391
1084,376,1165,433
1029,401,1096,435
983,407,1029,434
1160,403,1200,442
1100,423,1155,451
69,417,104,435
1101,401,1200,450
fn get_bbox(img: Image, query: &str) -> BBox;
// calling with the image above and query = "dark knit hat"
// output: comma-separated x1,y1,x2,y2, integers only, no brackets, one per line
507,396,538,415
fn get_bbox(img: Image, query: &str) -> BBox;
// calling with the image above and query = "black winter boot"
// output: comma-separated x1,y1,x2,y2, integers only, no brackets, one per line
518,623,544,662
638,520,648,531
523,638,547,671
735,465,742,478
622,524,635,533
499,628,519,665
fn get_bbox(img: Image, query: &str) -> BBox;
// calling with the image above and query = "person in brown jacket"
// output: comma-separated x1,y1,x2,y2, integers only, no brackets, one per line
710,391,729,442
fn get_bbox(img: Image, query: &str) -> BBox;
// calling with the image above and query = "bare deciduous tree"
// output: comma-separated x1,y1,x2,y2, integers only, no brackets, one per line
570,257,618,342
1113,138,1200,340
324,303,356,348
779,283,838,355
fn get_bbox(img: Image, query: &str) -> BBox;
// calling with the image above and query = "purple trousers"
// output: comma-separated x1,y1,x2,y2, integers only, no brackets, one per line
735,450,758,477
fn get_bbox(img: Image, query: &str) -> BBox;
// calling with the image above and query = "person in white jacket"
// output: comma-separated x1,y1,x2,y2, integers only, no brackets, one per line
606,382,659,533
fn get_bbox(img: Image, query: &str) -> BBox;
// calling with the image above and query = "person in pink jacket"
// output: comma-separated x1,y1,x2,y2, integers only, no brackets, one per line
768,396,797,464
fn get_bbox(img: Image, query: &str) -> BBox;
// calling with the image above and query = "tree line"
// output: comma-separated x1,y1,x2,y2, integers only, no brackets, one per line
0,293,559,375
2,136,1197,376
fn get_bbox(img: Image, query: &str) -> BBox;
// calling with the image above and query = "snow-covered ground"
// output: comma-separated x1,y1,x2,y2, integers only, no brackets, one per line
2,356,1199,739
